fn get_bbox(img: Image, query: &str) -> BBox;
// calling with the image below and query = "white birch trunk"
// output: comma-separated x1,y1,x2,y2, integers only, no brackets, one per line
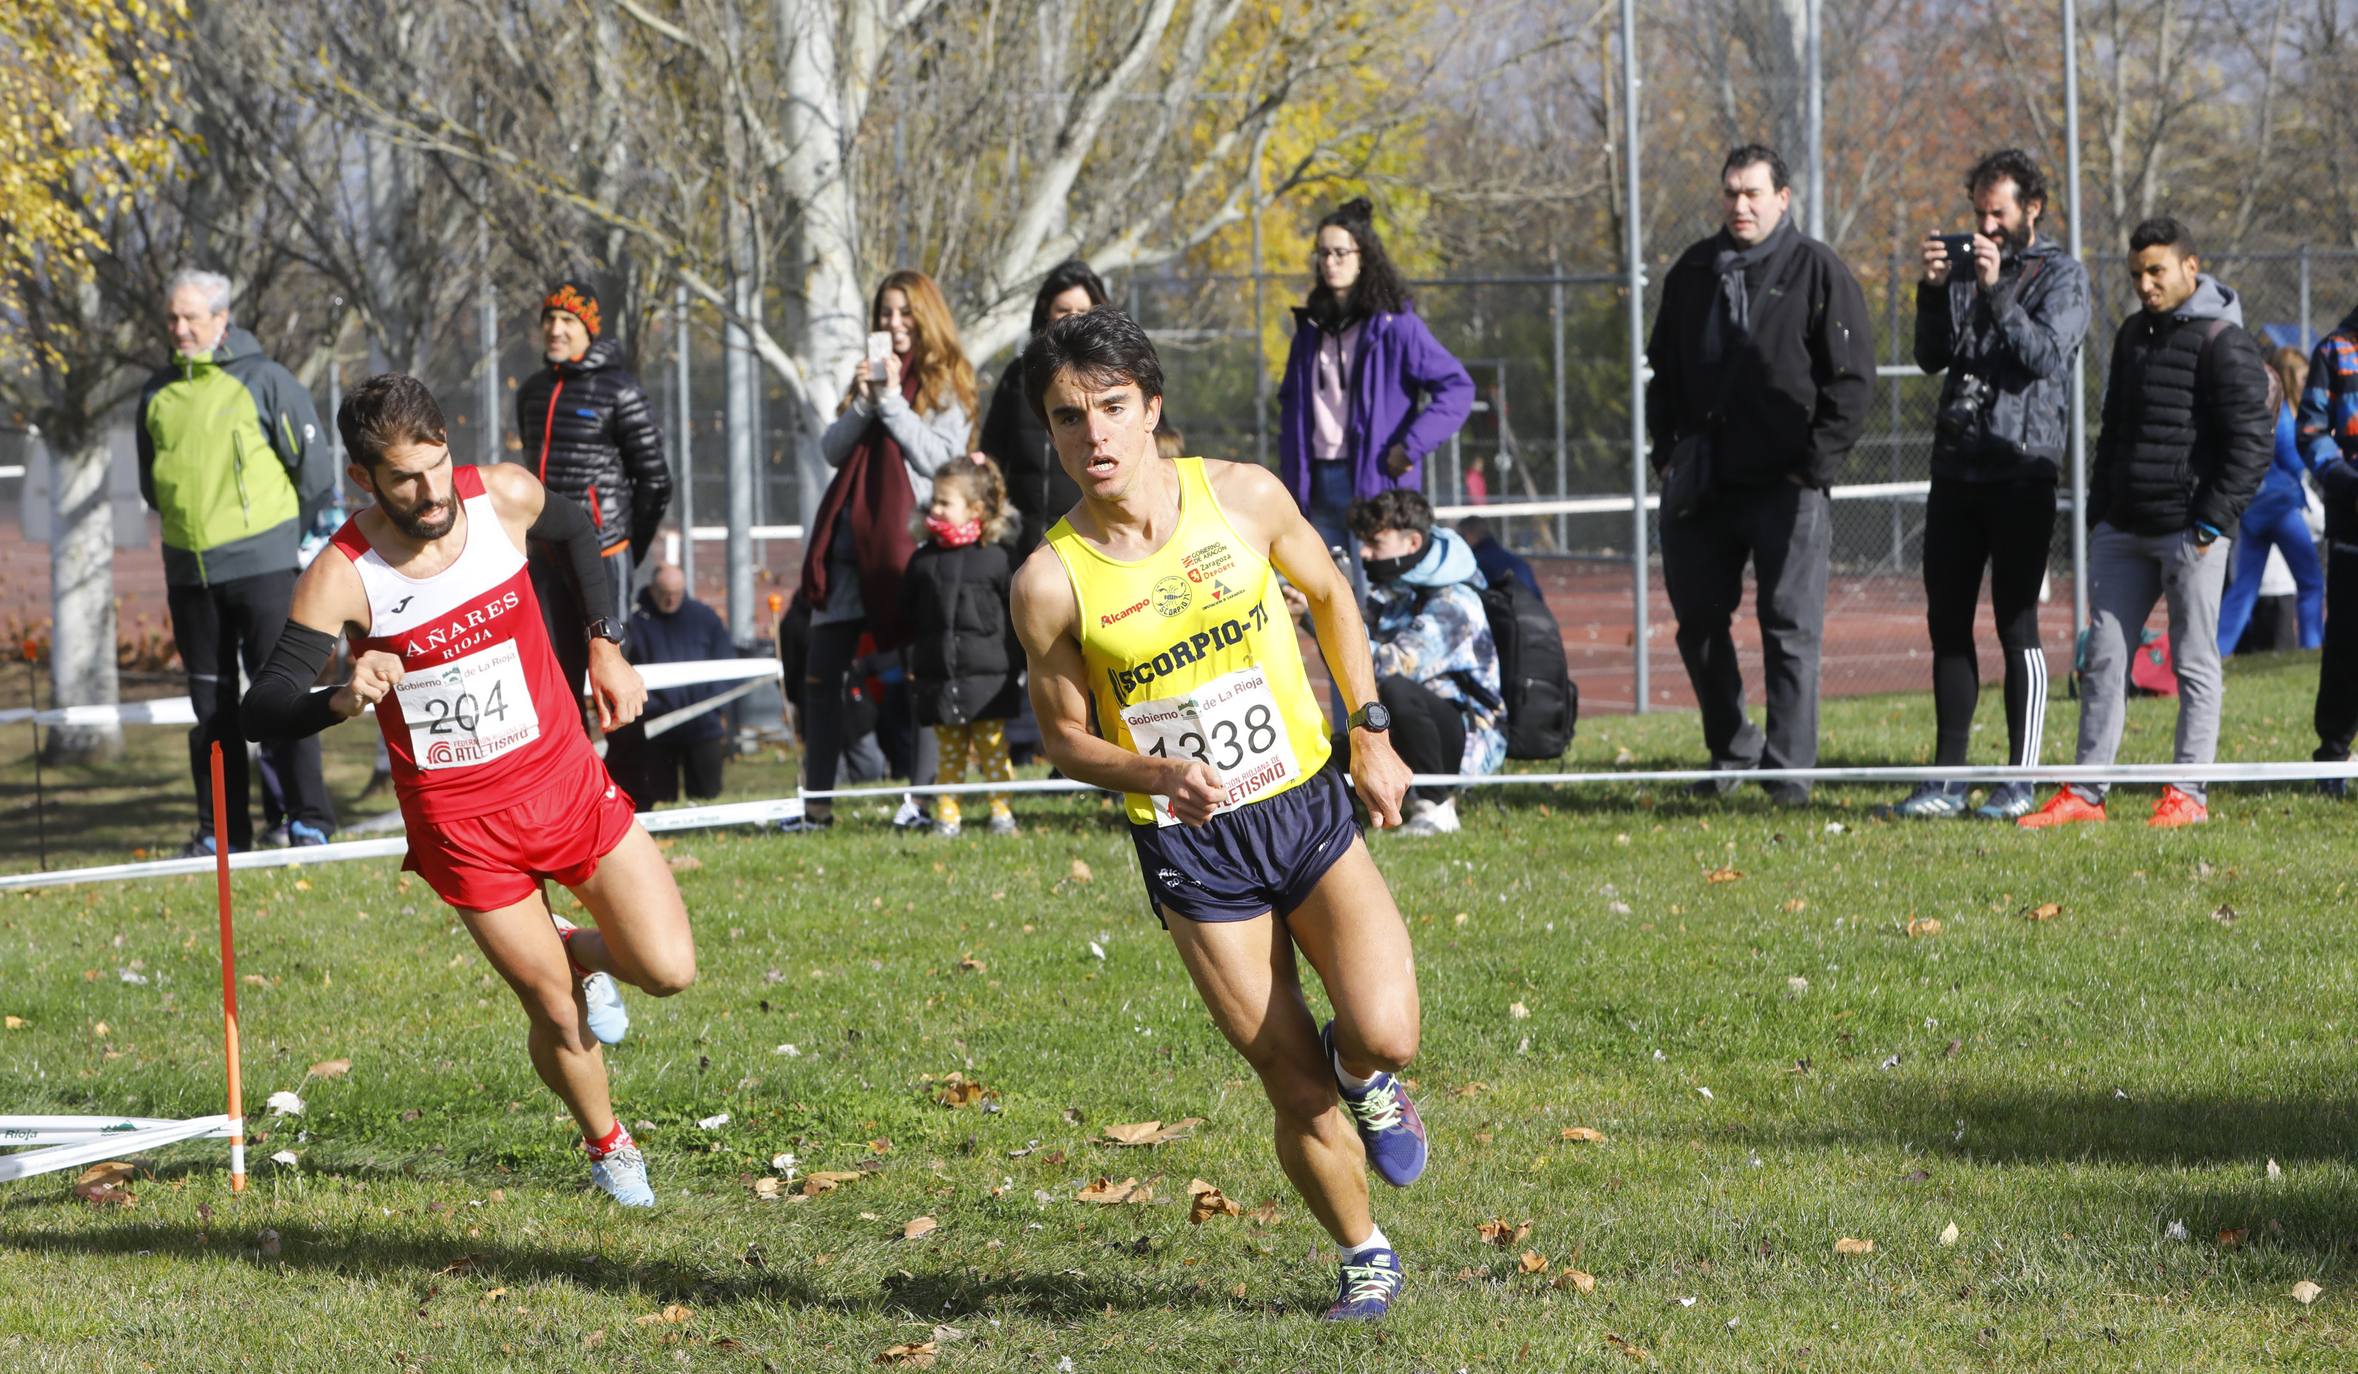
45,425,122,762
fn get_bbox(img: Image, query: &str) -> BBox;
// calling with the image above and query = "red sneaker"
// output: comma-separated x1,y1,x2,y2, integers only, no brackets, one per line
2148,786,2209,828
2017,789,2107,829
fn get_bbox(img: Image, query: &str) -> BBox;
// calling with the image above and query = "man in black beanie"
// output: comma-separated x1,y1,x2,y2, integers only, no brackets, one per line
513,280,674,732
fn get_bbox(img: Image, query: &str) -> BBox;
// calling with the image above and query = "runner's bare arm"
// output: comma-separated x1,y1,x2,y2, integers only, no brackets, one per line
480,462,646,731
1208,461,1410,828
242,547,391,736
1012,547,1226,824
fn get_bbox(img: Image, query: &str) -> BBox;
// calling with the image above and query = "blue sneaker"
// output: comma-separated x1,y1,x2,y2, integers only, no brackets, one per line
1874,782,1970,820
1322,1022,1428,1187
1322,1247,1404,1321
1973,781,2037,821
550,914,628,1045
287,820,331,846
589,1143,655,1207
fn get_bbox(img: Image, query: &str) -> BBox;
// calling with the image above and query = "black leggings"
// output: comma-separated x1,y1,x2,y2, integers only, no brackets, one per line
1331,675,1466,805
1921,475,2056,767
802,619,935,813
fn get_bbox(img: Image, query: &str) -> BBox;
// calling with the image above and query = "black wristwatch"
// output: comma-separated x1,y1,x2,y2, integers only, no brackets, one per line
587,617,624,646
1346,702,1391,734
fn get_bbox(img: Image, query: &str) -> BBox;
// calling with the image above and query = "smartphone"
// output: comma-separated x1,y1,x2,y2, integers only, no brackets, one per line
865,330,893,382
1935,233,1977,274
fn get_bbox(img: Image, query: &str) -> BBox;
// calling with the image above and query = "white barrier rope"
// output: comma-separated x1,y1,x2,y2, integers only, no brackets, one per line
6,757,2353,893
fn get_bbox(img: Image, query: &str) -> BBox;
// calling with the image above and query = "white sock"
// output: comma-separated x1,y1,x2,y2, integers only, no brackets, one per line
1341,1223,1391,1260
1332,1047,1377,1094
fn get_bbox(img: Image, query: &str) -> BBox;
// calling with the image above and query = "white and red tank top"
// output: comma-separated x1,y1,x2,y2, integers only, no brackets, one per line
328,464,590,821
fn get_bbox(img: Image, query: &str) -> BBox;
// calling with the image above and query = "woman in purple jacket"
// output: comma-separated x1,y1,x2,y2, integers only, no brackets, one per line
1278,198,1475,562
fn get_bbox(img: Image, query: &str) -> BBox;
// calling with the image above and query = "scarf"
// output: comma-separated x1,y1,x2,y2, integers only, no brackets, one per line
801,369,923,650
925,515,983,548
1702,216,1795,368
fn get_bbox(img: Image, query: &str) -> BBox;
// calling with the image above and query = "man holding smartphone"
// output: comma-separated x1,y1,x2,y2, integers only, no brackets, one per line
1878,149,2090,821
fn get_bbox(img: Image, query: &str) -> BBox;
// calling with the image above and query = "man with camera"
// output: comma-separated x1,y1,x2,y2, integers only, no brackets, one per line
2020,217,2272,830
1878,150,2090,821
1644,143,1874,804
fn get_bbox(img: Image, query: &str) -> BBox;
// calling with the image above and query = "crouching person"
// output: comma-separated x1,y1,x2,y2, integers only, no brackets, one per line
1349,491,1502,835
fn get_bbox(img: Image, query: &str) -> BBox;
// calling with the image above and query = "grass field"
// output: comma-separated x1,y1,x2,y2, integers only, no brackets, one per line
5,652,2357,1371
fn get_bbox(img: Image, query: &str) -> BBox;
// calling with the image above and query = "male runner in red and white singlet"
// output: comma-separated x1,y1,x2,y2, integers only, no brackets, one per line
242,373,695,1207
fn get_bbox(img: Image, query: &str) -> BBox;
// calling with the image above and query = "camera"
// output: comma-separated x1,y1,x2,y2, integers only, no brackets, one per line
1934,370,1994,456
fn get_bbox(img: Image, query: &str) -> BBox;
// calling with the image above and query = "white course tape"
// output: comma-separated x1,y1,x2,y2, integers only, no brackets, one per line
8,759,2354,894
0,1114,237,1184
0,659,777,729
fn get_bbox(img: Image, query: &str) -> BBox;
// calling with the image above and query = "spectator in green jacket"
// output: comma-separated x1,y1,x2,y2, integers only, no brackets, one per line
138,269,339,856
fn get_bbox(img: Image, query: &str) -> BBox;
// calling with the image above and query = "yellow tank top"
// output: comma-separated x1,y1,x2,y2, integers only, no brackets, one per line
1046,458,1332,826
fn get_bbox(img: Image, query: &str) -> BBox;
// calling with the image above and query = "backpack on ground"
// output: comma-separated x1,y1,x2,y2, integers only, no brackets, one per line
1477,577,1577,760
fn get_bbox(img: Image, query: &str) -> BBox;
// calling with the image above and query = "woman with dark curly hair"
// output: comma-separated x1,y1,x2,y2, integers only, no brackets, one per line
1276,198,1474,565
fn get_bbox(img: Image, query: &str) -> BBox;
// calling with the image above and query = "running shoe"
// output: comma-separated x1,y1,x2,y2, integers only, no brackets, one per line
287,820,331,846
891,795,932,832
1973,782,2037,820
1873,782,1970,819
987,813,1020,836
1321,1022,1427,1186
772,812,833,835
178,831,219,859
258,824,291,850
1397,797,1460,837
589,1143,655,1207
2017,789,2106,829
1322,1246,1404,1322
2148,786,2209,828
551,914,629,1046
2319,774,2349,800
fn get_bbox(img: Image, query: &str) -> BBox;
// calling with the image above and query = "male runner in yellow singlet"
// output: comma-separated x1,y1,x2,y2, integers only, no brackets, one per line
1011,309,1426,1321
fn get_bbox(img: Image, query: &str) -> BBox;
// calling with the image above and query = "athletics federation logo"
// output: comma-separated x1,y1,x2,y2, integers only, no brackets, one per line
1152,575,1192,617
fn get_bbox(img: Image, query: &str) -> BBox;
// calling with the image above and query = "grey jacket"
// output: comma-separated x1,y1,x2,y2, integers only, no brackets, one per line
1914,236,2091,482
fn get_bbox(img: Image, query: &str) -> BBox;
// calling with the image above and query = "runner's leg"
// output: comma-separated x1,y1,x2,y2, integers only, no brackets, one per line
555,823,697,997
1163,910,1373,1247
1280,838,1421,1081
461,891,616,1141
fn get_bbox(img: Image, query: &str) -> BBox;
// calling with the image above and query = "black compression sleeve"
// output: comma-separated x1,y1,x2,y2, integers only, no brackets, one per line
527,490,608,638
241,623,345,741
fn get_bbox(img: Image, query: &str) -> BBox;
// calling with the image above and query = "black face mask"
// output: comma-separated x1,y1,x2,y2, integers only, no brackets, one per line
1363,548,1421,584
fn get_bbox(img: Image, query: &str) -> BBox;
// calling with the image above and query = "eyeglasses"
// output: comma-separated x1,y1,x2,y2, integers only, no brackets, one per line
1312,247,1360,263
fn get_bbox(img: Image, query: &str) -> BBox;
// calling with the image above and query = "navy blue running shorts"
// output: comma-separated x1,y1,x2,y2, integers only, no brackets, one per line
1129,761,1359,924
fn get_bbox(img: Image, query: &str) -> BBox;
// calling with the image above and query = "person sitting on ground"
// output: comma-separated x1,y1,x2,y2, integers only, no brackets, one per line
1454,514,1541,598
606,564,737,811
1349,490,1503,837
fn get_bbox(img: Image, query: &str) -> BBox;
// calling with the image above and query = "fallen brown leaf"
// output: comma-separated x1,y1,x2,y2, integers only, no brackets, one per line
1068,858,1094,884
1833,1237,1875,1256
634,1303,692,1326
2022,902,2062,922
2218,1227,2249,1249
1780,898,1807,914
2,1015,24,1030
751,1177,783,1200
1605,1331,1651,1363
800,1171,864,1197
1075,1176,1154,1205
1556,1267,1598,1293
74,1161,137,1194
667,854,704,872
307,1058,352,1079
935,1073,989,1109
1185,1178,1241,1224
877,1341,937,1367
1518,1250,1549,1274
1102,1117,1203,1147
956,956,985,973
901,1216,938,1240
1476,1217,1533,1248
1560,1126,1606,1143
2293,1279,2324,1306
433,1254,482,1277
1906,916,1943,938
1706,866,1744,885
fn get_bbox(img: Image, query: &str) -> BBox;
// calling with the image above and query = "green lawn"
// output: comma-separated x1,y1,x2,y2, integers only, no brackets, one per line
3,653,2355,1371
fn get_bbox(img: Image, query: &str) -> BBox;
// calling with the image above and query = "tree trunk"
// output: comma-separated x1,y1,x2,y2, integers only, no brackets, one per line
45,423,123,762
776,0,873,524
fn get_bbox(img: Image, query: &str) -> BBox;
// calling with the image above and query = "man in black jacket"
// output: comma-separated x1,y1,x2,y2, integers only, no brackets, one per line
1880,149,2090,822
1645,144,1874,804
2020,218,2272,830
514,281,673,728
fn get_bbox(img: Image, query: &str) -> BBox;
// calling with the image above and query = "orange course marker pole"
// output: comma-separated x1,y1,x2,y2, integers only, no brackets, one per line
211,742,246,1192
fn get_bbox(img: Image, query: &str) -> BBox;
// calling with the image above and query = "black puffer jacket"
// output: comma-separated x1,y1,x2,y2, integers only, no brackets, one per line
980,363,1075,556
514,336,671,558
899,539,1022,728
2089,276,2273,536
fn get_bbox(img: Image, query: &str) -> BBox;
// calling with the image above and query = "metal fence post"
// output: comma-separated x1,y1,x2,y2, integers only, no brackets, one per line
2300,243,2313,347
1621,0,1650,713
477,214,499,464
2064,0,2089,639
674,283,695,594
1249,185,1269,469
1551,249,1569,552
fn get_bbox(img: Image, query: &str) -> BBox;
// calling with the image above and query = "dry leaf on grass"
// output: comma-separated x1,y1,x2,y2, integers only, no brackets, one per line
1780,898,1807,914
1833,1237,1875,1255
1906,916,1943,938
634,1304,692,1326
800,1171,864,1197
1185,1179,1241,1224
1102,1118,1202,1147
2293,1280,2324,1306
1555,1267,1597,1293
935,1073,991,1109
1075,1176,1155,1205
751,1177,783,1200
876,1342,937,1367
1560,1127,1606,1143
1068,858,1094,884
1518,1250,1549,1274
1705,867,1744,885
307,1058,352,1079
74,1161,136,1195
3,1015,24,1030
667,854,704,872
2021,902,2062,922
1604,1331,1651,1363
1476,1217,1533,1248
2218,1227,2249,1249
1937,1220,1960,1246
1509,1001,1531,1020
901,1216,938,1240
956,956,985,974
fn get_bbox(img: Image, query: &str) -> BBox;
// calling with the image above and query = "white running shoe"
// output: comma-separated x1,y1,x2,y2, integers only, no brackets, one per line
1397,797,1460,837
550,914,629,1046
590,1143,655,1207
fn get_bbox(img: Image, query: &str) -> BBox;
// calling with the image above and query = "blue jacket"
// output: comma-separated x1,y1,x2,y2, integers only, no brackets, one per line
1278,307,1474,508
1363,528,1505,776
2299,307,2358,528
626,586,737,744
1466,533,1541,598
2243,404,2308,530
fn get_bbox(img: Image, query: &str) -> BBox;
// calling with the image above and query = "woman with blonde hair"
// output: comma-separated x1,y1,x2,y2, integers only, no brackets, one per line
2218,344,2324,654
787,269,978,832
